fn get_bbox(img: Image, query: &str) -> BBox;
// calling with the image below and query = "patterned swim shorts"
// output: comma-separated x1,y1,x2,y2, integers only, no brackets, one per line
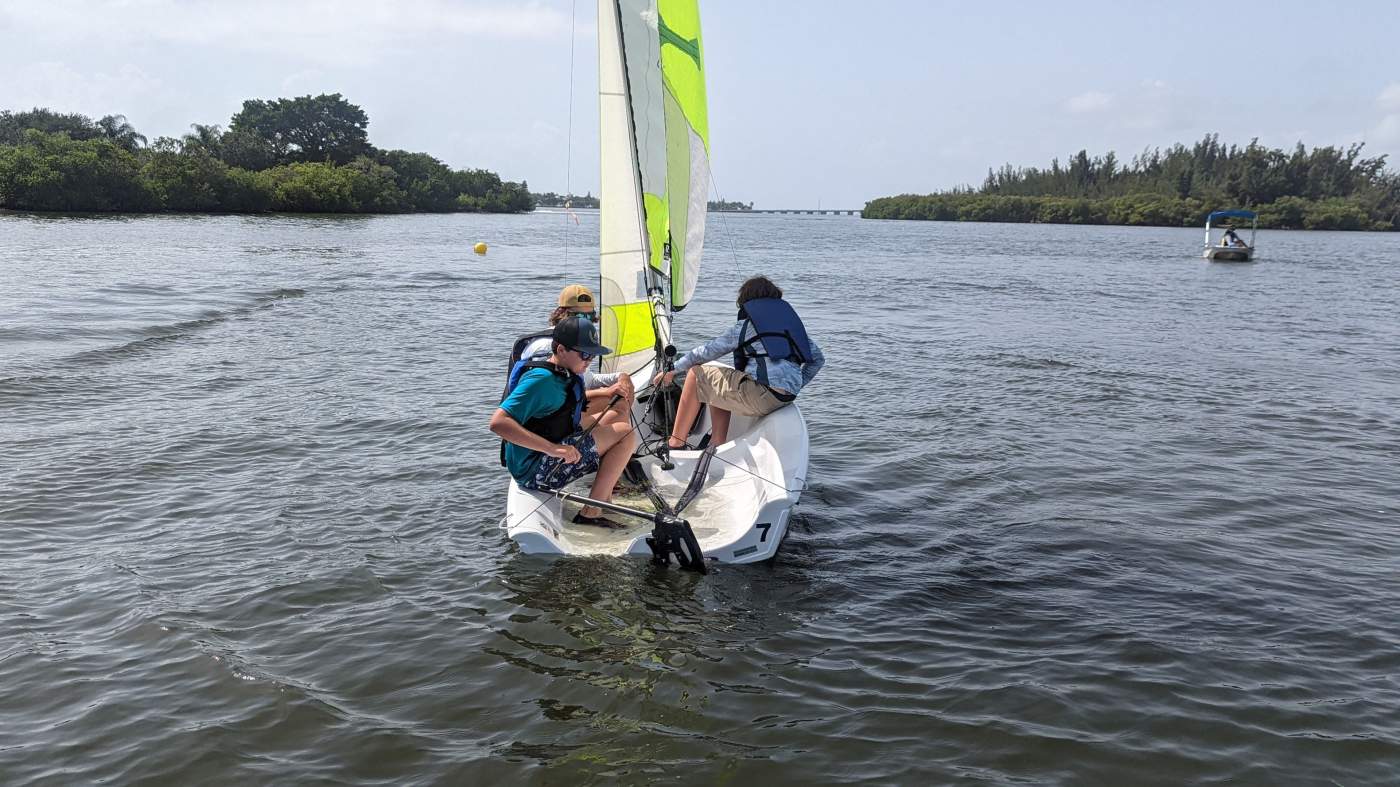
520,432,600,491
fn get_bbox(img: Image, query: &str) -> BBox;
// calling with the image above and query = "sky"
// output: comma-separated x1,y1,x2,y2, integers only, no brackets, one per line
3,0,1399,208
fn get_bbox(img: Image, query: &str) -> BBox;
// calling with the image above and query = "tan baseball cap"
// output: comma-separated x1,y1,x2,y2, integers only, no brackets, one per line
558,284,596,312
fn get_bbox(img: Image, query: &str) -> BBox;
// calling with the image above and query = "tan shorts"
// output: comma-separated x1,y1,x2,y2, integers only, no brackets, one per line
691,364,791,418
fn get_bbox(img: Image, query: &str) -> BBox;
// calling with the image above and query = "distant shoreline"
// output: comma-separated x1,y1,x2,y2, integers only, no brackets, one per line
4,204,1389,232
2,98,533,215
0,207,531,219
862,193,1395,231
866,135,1399,232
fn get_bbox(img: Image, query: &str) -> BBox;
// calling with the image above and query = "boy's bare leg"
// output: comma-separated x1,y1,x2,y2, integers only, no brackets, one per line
669,371,702,448
580,420,637,517
710,407,732,445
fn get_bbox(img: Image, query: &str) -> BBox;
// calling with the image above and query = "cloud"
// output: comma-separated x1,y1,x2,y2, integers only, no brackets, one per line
1368,84,1400,145
1064,91,1112,113
0,1,571,66
280,70,328,95
1373,112,1400,144
0,61,164,117
1376,83,1400,112
1121,81,1193,134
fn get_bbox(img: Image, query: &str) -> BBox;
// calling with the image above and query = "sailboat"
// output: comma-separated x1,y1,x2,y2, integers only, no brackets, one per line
502,0,809,570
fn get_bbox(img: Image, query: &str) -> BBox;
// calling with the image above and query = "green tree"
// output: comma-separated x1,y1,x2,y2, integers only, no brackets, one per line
0,130,152,211
221,167,275,213
0,108,103,144
96,114,147,152
4,97,536,216
345,155,408,212
219,128,278,171
259,161,360,212
141,147,231,211
229,93,370,165
377,149,456,210
867,132,1399,230
182,123,224,157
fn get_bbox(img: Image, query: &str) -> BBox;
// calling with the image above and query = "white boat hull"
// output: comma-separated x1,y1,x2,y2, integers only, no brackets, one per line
504,402,808,565
1204,244,1254,262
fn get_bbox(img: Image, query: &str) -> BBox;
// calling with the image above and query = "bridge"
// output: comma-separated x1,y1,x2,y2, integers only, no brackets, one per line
710,208,862,216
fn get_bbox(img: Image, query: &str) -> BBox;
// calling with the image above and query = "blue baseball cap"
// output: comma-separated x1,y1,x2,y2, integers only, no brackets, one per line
552,315,611,356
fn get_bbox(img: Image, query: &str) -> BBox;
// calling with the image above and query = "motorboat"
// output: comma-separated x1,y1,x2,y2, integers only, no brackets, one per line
1203,209,1258,261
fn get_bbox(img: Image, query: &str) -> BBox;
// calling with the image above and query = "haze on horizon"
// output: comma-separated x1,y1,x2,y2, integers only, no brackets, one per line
3,0,1398,209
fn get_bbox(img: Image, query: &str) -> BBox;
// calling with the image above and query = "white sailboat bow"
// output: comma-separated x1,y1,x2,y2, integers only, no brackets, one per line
503,0,810,569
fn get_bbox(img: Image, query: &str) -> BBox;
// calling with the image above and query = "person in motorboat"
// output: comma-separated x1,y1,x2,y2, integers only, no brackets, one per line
652,275,825,449
492,316,638,528
516,284,634,429
1223,227,1246,247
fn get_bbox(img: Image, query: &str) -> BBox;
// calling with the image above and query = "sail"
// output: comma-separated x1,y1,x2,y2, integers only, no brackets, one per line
598,0,710,376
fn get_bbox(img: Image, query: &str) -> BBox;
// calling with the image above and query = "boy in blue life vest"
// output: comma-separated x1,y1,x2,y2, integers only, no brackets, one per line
652,275,825,447
492,316,638,528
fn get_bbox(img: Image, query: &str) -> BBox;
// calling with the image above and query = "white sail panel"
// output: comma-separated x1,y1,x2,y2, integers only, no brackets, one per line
619,0,667,276
598,0,661,377
597,0,707,374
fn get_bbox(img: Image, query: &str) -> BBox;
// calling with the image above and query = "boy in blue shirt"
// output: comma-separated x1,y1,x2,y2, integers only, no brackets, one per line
491,316,637,528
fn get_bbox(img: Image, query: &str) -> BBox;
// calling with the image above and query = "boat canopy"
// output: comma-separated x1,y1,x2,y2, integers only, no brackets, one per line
1207,209,1257,221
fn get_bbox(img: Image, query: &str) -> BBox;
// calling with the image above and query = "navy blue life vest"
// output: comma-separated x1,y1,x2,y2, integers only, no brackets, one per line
732,297,812,388
501,330,554,401
499,335,585,467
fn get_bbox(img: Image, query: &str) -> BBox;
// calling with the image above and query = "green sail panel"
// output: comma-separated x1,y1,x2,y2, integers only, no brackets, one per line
618,0,710,311
658,0,708,309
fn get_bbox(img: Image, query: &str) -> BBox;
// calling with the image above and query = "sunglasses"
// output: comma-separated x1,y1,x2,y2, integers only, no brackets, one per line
573,349,596,362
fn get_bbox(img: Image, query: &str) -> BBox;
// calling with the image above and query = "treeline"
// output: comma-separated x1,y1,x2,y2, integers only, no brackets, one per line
707,199,752,211
529,193,755,212
532,192,599,208
863,193,1380,231
865,134,1400,230
0,95,533,214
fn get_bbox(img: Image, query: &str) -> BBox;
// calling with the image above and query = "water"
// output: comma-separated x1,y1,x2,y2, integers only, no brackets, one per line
3,211,1399,784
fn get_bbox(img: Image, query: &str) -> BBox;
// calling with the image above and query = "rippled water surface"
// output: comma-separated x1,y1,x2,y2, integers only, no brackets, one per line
3,212,1399,784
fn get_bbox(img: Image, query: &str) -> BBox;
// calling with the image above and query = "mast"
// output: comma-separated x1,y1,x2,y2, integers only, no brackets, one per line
611,0,671,355
597,0,671,378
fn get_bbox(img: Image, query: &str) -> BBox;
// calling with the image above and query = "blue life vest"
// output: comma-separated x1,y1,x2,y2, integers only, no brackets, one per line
501,330,555,401
732,297,812,388
499,334,585,466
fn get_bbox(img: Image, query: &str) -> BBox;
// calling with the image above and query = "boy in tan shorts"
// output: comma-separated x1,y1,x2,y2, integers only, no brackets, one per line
653,276,825,447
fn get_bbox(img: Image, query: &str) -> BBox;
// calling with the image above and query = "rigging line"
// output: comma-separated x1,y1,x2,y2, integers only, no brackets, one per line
562,0,578,271
704,162,745,281
501,399,657,531
704,448,808,494
630,381,803,495
499,411,801,533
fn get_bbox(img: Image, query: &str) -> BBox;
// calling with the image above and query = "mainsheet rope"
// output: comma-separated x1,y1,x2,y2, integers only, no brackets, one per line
498,401,804,532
